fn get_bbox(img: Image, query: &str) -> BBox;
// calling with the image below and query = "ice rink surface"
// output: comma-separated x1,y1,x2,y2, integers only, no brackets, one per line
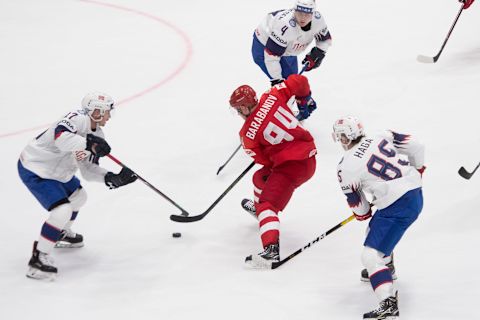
1,1,479,319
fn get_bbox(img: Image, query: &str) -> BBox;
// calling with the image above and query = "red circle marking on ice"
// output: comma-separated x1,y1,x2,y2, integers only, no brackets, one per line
0,0,193,139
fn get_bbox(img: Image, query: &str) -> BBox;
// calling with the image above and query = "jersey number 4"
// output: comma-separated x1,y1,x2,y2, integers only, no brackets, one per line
263,106,299,145
367,139,402,181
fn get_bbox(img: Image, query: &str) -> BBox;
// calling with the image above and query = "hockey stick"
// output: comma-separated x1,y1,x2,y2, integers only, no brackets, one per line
107,154,189,217
170,161,256,223
216,144,242,175
216,63,311,176
271,215,355,269
417,4,464,63
458,162,480,180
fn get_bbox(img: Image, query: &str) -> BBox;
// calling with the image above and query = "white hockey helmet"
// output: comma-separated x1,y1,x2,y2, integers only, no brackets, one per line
294,0,316,13
332,116,365,148
81,91,114,122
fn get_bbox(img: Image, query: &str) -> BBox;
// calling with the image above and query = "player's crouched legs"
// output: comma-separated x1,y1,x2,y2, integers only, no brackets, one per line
245,202,280,268
27,202,73,280
56,187,87,248
361,246,399,319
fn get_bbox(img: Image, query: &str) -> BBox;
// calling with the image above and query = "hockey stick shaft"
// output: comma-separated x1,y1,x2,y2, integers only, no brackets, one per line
458,162,480,179
417,4,464,63
216,64,310,175
107,154,190,216
216,145,242,175
272,215,355,269
170,161,256,222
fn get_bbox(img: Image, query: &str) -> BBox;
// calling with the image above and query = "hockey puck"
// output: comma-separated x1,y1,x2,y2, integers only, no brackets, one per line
172,232,182,238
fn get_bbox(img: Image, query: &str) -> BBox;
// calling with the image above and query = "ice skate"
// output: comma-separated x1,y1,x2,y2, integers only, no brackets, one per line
363,292,399,319
241,198,257,219
245,243,279,269
55,229,84,248
26,241,57,281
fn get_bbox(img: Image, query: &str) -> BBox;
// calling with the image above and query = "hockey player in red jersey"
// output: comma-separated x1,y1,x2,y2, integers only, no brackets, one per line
229,74,317,268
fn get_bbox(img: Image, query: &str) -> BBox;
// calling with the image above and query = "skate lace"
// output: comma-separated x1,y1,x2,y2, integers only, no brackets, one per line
261,244,279,260
245,200,255,211
39,252,55,267
244,200,255,211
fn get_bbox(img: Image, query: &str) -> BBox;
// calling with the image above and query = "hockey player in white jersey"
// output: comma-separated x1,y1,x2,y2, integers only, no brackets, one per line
332,116,425,320
18,92,137,280
252,0,332,86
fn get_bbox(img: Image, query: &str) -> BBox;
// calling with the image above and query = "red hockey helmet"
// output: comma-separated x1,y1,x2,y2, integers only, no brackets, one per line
229,85,258,112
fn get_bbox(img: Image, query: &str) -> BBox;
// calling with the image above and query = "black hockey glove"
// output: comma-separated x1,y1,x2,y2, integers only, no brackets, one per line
270,79,284,87
86,134,111,157
302,47,326,72
104,167,138,189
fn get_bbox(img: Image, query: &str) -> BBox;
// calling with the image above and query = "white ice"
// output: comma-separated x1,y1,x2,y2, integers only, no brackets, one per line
1,1,479,319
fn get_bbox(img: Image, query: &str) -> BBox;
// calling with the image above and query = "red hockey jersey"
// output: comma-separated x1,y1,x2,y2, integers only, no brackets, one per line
239,74,317,167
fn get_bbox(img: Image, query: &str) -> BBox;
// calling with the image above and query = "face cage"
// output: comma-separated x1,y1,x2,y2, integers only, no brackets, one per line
332,131,353,150
89,104,114,122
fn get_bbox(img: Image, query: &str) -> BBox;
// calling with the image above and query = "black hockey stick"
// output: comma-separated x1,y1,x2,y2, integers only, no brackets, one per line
417,4,464,63
458,162,480,180
170,161,256,223
107,154,189,217
216,144,242,175
216,63,310,175
271,215,355,269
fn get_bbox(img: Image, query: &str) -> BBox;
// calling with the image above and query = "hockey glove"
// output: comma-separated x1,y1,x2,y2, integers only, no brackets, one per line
460,0,474,10
302,47,325,72
270,79,284,87
104,167,138,189
296,95,317,121
86,134,111,157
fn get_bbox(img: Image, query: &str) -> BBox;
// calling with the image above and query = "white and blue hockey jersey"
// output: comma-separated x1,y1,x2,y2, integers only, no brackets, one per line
337,131,425,216
20,109,108,183
255,8,332,80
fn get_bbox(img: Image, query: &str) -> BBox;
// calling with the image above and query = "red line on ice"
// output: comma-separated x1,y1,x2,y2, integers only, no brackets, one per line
0,0,193,139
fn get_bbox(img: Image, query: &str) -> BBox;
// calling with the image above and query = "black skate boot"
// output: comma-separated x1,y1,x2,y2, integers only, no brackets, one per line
363,292,399,319
241,198,257,219
361,254,397,282
26,241,57,280
245,243,280,269
55,229,84,248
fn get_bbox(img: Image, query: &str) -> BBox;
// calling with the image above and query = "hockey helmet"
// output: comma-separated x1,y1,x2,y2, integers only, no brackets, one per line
332,116,365,147
229,85,258,113
81,91,114,122
294,0,316,14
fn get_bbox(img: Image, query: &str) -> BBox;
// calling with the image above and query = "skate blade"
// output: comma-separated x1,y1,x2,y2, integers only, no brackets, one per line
55,241,84,248
26,268,57,281
244,255,274,269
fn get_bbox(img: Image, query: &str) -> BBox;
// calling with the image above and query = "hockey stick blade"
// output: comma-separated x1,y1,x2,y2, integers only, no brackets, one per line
417,5,464,65
271,215,355,269
458,163,480,180
416,55,436,64
170,161,256,223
